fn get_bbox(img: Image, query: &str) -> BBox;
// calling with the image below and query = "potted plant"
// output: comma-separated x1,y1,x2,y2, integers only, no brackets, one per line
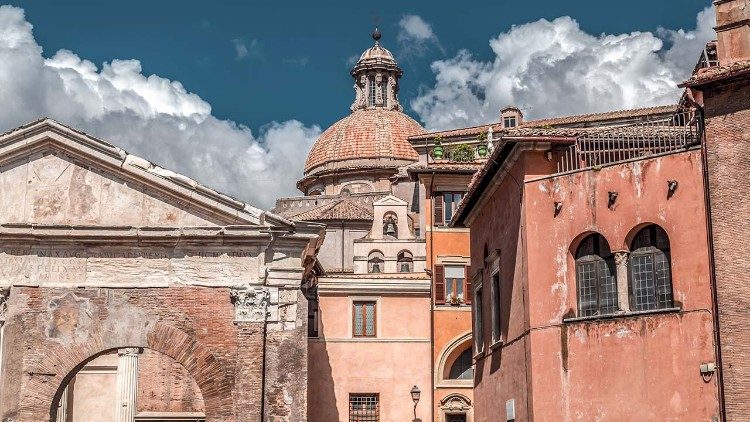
451,143,476,163
477,131,488,157
432,136,444,159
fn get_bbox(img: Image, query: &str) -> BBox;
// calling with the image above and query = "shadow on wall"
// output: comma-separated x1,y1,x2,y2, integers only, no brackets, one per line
308,316,340,421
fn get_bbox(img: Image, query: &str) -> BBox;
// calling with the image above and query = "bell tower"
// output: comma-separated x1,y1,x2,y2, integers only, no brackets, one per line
350,29,404,112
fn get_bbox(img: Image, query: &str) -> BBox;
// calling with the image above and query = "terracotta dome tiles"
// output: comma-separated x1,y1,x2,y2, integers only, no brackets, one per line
304,109,424,175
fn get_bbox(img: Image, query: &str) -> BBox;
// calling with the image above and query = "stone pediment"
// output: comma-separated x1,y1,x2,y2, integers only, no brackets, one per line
0,119,288,229
372,195,407,206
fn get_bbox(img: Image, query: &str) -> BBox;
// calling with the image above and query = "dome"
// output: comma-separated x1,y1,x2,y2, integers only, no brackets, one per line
304,108,425,175
358,45,396,63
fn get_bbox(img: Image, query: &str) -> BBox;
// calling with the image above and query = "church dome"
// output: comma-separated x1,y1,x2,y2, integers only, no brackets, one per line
304,108,425,175
301,29,425,180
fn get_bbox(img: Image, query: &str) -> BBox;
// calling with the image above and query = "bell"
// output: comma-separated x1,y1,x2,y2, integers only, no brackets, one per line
386,222,396,235
372,264,381,273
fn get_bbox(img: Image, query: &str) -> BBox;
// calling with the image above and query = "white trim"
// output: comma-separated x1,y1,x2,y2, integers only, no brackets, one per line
435,331,473,387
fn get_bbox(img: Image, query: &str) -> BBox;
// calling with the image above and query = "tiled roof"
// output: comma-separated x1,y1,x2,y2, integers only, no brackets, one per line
408,105,679,141
304,109,424,175
291,197,374,221
680,59,750,87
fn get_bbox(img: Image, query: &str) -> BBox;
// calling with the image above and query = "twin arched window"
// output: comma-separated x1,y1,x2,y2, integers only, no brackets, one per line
575,225,673,317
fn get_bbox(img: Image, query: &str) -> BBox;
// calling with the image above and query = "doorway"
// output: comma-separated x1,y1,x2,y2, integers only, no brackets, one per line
447,414,467,422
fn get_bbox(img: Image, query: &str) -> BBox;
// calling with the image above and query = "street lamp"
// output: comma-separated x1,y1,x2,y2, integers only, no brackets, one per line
410,385,421,420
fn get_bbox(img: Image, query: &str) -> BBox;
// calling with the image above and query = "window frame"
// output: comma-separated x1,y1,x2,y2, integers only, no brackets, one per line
473,284,484,356
368,75,376,107
433,191,465,226
490,270,502,345
628,225,673,311
447,347,474,380
349,393,380,422
575,233,618,317
503,116,517,128
352,301,377,338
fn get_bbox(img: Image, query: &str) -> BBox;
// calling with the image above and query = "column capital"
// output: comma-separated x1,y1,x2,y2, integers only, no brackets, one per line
613,251,629,266
230,286,279,323
0,287,9,322
117,347,142,357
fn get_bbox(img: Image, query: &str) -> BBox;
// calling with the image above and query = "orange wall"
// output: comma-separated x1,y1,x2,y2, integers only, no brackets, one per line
469,149,720,421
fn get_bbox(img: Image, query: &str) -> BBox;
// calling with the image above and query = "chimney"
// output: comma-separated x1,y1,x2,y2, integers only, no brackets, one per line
501,106,523,128
714,0,750,65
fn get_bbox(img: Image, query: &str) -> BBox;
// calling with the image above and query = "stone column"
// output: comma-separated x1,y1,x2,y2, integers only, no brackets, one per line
614,252,630,312
115,347,141,422
56,386,69,422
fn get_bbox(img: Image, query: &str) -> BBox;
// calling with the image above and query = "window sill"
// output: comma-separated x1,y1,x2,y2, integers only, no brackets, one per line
563,307,681,323
473,349,485,361
489,340,503,351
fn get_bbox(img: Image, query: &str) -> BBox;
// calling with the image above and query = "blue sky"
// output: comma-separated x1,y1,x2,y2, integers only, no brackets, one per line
0,1,715,207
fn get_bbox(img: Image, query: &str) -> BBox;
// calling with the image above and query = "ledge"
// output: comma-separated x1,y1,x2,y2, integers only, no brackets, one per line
562,307,681,323
489,340,503,351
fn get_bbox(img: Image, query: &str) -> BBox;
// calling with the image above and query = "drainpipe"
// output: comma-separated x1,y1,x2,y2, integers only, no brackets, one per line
696,102,726,421
429,170,436,422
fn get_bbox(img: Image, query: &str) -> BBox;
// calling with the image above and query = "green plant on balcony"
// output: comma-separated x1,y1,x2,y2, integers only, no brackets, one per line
432,136,444,159
450,143,476,163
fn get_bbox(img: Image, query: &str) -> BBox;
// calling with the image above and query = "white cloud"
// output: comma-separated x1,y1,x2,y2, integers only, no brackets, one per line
411,7,716,130
231,38,260,61
398,15,444,56
0,5,319,209
232,38,248,60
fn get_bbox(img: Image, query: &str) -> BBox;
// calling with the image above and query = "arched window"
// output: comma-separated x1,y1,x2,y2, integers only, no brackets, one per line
448,348,473,380
368,251,384,273
383,212,398,238
575,233,618,317
397,251,413,273
368,75,376,107
629,225,673,311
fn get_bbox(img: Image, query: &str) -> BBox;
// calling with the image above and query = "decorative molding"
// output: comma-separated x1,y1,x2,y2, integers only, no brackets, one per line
230,286,279,322
317,278,430,295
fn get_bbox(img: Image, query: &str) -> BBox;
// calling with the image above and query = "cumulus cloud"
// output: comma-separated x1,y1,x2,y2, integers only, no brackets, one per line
398,15,444,57
0,5,319,209
411,7,716,130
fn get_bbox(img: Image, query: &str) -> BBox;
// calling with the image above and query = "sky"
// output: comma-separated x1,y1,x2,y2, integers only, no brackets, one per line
0,0,715,209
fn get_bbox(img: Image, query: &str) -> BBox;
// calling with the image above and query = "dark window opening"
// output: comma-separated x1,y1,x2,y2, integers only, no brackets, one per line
434,192,465,226
448,348,474,380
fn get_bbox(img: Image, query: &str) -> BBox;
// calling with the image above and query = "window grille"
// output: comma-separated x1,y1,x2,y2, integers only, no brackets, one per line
349,394,379,422
575,234,618,317
448,348,474,380
353,301,376,337
629,225,673,311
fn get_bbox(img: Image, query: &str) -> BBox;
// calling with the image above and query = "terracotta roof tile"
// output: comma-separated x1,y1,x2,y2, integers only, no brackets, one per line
304,109,424,175
680,59,750,87
291,198,373,221
408,105,679,141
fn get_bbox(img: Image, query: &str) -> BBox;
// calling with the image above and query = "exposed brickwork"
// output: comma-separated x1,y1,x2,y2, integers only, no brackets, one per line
703,80,750,421
137,348,206,413
0,286,261,422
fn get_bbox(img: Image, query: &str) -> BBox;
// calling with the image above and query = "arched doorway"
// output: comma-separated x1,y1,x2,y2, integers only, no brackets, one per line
54,347,206,422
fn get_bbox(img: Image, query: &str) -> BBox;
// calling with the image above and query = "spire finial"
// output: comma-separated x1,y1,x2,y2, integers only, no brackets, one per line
372,27,381,45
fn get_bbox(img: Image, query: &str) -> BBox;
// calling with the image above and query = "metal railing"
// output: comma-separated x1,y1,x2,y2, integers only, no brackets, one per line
555,109,702,174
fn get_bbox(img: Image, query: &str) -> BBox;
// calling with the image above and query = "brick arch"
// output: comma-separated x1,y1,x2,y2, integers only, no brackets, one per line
39,322,233,422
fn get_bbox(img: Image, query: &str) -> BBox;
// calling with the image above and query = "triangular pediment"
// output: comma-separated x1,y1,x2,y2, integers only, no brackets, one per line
0,119,286,228
372,195,407,206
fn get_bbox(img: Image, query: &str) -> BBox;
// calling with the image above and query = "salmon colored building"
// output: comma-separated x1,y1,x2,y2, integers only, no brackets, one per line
443,3,750,419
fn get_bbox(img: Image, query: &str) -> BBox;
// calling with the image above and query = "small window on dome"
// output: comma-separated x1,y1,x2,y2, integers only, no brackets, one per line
381,78,388,107
368,75,376,107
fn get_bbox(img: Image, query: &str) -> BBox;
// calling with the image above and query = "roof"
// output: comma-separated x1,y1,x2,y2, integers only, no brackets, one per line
304,108,424,175
408,105,679,141
451,121,693,226
0,118,300,230
680,59,750,87
291,197,374,221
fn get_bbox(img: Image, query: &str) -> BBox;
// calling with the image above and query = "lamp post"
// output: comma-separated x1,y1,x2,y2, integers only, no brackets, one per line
410,385,421,421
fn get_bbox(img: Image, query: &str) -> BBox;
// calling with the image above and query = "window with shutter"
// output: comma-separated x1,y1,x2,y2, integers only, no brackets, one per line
434,264,445,305
434,194,444,226
464,265,472,305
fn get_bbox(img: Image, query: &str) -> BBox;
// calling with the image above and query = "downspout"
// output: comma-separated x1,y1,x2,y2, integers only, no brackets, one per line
429,170,436,422
695,100,726,420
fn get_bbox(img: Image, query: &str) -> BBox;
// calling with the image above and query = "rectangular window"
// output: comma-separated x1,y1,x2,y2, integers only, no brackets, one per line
503,116,517,128
491,272,502,344
433,192,465,226
380,80,388,107
368,75,376,107
474,286,484,354
349,394,379,422
445,265,465,304
353,301,376,337
308,297,320,338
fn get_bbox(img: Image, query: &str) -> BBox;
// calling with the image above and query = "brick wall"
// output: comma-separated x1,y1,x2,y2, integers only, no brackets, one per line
0,286,264,422
703,80,750,421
